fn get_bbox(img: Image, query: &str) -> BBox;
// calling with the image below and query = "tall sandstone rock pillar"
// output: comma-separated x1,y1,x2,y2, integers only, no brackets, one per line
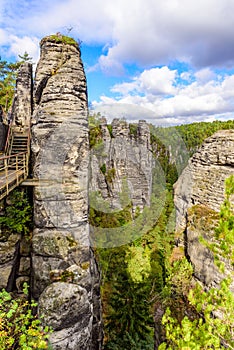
10,62,33,128
31,35,102,350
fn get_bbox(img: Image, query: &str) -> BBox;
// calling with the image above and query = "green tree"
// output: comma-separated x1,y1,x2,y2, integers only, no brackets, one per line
18,52,33,63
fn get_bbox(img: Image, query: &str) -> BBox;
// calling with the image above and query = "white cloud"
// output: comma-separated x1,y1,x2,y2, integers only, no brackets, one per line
8,35,40,62
138,67,177,95
2,0,234,71
111,67,177,96
93,0,234,71
1,0,234,125
93,66,234,125
195,68,216,83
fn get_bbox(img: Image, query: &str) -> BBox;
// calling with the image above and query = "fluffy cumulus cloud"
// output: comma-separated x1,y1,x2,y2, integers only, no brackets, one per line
8,35,40,61
92,66,234,125
112,67,177,96
2,0,234,68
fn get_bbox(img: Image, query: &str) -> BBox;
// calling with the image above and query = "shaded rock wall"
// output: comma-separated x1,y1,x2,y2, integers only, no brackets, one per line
31,36,101,350
174,130,234,287
0,123,7,151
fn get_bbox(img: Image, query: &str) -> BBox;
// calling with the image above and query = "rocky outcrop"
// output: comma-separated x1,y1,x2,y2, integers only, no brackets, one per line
9,62,33,129
90,118,153,212
89,118,157,247
31,35,101,350
0,123,7,151
174,130,234,287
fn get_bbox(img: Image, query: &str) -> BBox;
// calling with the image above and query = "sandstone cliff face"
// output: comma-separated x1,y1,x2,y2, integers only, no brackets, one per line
9,62,33,128
174,130,234,287
89,117,157,247
31,36,101,350
90,118,153,212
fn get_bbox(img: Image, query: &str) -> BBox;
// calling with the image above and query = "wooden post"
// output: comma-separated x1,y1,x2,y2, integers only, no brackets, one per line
16,154,19,185
4,157,8,195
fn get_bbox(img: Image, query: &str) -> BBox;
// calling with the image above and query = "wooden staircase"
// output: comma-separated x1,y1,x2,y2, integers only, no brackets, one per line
0,125,30,200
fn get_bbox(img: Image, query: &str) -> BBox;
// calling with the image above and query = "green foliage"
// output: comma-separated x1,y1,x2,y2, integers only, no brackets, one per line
164,257,193,300
214,175,234,264
107,124,113,138
100,163,107,175
0,53,33,114
0,283,52,349
105,330,154,350
105,168,116,185
18,52,33,63
0,58,21,113
89,203,132,228
88,114,103,149
125,246,151,283
48,34,78,46
160,277,234,350
93,189,174,349
175,119,234,155
149,120,234,188
0,189,32,238
89,114,234,349
104,271,154,346
129,123,138,138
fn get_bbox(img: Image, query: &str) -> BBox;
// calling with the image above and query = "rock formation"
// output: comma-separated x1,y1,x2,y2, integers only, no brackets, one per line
31,35,102,349
0,122,7,151
9,62,33,128
0,63,33,293
174,130,234,287
89,117,161,247
90,118,153,212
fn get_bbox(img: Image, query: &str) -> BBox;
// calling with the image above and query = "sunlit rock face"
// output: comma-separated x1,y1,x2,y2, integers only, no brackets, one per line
174,130,234,288
31,35,102,350
10,62,33,128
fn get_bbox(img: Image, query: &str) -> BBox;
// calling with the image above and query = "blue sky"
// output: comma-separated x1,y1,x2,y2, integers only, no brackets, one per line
1,0,234,125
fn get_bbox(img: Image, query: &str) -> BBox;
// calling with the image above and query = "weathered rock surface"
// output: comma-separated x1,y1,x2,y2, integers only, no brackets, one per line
90,118,153,212
0,122,7,151
0,233,21,290
31,35,102,350
174,130,234,287
39,282,92,350
9,62,33,128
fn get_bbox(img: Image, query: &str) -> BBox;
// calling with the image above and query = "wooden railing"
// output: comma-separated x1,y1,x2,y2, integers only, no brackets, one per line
0,152,29,200
4,122,13,156
0,127,30,200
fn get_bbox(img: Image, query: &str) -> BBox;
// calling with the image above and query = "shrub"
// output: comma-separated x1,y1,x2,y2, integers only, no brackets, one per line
0,283,52,349
0,189,32,238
